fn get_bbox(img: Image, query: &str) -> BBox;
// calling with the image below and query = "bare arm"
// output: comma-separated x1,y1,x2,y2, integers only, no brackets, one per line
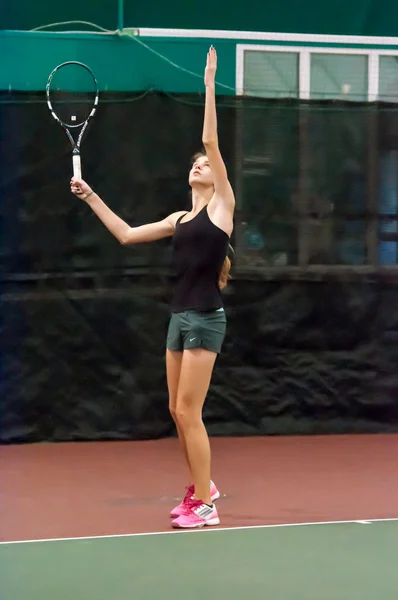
70,178,184,245
202,46,235,213
86,193,181,244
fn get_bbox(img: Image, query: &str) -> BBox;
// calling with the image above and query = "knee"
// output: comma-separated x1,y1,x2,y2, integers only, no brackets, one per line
169,403,177,422
175,406,187,426
175,401,201,429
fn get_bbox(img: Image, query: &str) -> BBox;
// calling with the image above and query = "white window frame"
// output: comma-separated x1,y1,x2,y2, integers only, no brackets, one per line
236,45,398,102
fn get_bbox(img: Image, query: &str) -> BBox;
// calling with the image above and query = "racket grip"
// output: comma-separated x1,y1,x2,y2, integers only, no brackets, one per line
73,155,82,180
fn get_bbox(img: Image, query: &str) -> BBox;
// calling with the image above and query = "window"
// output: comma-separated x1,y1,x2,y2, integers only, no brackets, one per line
310,53,368,101
237,102,299,266
304,108,369,265
379,151,398,265
238,46,398,103
379,56,398,102
243,50,299,98
237,45,398,268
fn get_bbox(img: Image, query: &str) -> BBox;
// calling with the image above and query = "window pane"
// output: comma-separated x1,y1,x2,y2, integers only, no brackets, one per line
310,54,368,101
304,106,369,264
237,101,299,265
237,99,374,268
379,56,398,103
379,150,398,265
243,51,299,98
238,173,298,266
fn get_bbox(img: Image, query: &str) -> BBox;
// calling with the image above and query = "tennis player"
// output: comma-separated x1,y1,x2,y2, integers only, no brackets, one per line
70,46,235,528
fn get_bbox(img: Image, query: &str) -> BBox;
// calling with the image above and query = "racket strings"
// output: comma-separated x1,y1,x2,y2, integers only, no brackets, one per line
49,89,95,126
48,64,97,128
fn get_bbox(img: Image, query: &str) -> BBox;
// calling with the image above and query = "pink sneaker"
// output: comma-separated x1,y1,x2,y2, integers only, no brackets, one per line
169,485,194,518
169,480,220,518
171,499,220,529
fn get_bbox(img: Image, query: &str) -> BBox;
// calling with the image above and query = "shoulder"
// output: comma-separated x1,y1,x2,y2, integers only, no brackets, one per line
166,210,188,230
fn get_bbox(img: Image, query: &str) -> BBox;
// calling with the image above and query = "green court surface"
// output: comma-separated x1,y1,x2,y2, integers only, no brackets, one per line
2,520,398,600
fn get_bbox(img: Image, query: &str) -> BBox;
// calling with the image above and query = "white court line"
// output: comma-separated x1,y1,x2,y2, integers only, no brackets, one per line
1,517,397,546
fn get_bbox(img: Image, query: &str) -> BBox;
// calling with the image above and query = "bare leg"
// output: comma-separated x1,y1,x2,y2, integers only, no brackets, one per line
175,348,217,505
166,349,192,482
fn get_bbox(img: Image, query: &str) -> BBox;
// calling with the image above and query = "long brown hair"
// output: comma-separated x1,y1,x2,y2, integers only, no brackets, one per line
219,246,234,289
219,256,231,289
191,151,233,289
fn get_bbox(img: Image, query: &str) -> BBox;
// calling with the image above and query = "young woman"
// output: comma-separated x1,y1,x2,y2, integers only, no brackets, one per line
70,46,235,528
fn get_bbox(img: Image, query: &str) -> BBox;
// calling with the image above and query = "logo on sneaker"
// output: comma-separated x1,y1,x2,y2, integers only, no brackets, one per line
189,337,196,342
194,504,214,519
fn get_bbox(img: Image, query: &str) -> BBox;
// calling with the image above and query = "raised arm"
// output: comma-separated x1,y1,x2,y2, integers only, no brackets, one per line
202,46,235,212
70,177,184,245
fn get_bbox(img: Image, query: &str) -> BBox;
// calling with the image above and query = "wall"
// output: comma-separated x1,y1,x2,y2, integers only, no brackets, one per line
2,29,398,95
0,31,236,93
2,0,398,36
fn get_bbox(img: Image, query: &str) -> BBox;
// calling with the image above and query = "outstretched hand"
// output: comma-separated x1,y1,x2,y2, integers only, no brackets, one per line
204,45,217,88
70,177,93,200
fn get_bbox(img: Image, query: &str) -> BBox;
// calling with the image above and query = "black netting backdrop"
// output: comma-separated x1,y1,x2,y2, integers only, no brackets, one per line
1,91,398,443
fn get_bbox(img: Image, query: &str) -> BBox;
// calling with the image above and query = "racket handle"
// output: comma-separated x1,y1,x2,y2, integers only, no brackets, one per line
73,154,82,179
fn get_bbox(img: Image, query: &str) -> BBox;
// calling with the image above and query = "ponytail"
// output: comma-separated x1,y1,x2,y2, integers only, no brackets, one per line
218,256,231,289
218,245,234,289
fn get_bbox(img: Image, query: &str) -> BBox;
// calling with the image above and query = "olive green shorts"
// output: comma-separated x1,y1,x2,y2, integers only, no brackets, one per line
166,308,227,354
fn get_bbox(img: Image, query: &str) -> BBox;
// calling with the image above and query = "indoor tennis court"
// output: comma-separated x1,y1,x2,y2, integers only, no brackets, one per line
2,3,398,600
2,435,398,599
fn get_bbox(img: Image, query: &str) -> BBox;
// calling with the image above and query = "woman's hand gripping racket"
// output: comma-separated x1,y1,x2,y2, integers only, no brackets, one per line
46,61,99,192
70,177,94,201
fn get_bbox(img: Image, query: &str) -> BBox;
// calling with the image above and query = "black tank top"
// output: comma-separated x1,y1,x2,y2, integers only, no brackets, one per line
170,206,230,312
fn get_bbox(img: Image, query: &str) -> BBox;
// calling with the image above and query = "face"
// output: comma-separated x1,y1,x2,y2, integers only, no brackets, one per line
189,155,214,188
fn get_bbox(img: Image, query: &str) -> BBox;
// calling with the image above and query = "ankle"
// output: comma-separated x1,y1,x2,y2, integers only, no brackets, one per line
195,495,212,505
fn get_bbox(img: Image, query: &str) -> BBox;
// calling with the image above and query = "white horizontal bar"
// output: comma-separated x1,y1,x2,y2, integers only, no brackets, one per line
134,27,398,48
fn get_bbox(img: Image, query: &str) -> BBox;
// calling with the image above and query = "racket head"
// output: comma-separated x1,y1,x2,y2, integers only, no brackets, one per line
46,61,99,128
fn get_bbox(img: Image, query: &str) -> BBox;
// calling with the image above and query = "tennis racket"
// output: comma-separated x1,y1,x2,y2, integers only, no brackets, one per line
46,61,99,181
